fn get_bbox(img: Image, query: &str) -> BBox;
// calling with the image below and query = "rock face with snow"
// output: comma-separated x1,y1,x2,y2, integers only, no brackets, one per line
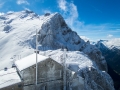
32,13,107,72
96,40,120,74
0,10,115,90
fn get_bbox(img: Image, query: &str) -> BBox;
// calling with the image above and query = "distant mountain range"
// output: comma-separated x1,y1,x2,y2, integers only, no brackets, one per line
0,10,115,90
96,39,120,74
96,39,120,90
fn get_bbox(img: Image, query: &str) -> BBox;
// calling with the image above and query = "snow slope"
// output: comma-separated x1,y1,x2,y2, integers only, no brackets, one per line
0,10,55,69
0,68,21,89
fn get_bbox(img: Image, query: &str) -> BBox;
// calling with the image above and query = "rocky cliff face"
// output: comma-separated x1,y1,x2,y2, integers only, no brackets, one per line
0,10,115,90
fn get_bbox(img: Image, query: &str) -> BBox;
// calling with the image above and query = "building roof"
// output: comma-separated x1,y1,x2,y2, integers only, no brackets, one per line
15,53,49,71
0,68,21,89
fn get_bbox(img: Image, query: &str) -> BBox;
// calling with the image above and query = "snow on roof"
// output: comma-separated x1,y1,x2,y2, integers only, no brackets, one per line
15,53,49,71
0,68,21,89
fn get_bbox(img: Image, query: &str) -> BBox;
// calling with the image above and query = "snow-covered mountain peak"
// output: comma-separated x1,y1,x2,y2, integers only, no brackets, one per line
36,12,84,50
0,10,39,24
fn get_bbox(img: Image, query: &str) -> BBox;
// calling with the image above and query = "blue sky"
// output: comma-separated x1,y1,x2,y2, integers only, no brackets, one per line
0,0,120,41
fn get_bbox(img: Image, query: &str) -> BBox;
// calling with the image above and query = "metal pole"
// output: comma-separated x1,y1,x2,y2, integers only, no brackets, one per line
63,49,66,90
36,29,38,89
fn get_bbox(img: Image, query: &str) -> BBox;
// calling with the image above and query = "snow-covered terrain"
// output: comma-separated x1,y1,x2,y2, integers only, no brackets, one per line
0,10,115,90
15,53,48,71
0,10,51,69
0,68,21,89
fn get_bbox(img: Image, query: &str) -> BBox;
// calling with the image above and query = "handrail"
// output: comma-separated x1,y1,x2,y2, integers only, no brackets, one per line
0,79,20,86
0,71,16,76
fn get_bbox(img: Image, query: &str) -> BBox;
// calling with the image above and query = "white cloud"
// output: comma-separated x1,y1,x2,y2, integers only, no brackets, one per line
23,7,30,11
0,12,4,15
43,10,52,14
58,0,84,30
17,0,29,5
107,34,113,38
105,38,120,48
80,36,90,42
7,11,14,14
58,0,67,11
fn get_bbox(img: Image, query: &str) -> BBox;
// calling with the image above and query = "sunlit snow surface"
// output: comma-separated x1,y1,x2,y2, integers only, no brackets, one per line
39,49,94,71
0,68,21,89
14,49,94,72
0,11,57,70
15,53,48,71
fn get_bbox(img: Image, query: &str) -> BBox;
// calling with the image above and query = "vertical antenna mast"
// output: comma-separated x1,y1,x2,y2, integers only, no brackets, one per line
36,29,38,88
63,49,66,90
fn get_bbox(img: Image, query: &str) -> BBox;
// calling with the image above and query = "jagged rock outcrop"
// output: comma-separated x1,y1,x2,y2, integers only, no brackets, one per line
37,13,82,50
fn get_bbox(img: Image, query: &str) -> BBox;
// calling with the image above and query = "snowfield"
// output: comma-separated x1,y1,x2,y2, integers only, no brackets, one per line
0,68,21,89
0,10,52,69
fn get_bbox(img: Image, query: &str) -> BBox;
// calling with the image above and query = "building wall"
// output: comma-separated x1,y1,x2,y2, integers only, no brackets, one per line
23,85,35,90
37,58,63,83
24,80,63,90
19,58,84,90
0,82,23,90
21,58,65,90
20,65,36,85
